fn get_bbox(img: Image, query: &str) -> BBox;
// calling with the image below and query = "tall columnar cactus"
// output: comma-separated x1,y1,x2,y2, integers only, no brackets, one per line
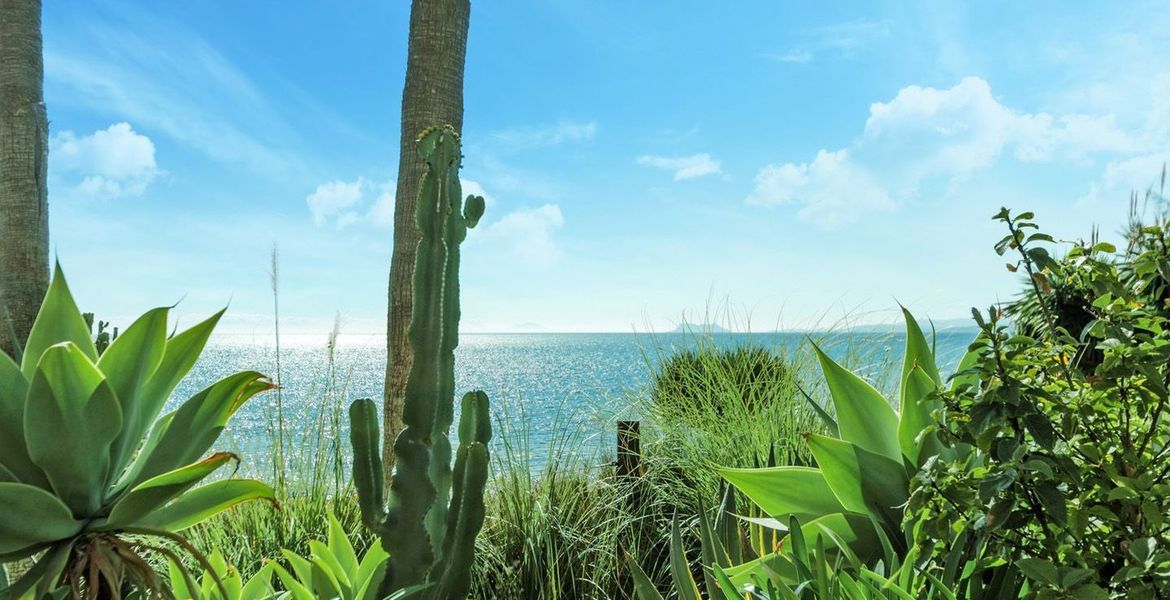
349,125,489,600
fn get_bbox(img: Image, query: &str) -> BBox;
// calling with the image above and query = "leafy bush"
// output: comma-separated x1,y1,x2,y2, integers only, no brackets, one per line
0,266,275,599
908,206,1170,597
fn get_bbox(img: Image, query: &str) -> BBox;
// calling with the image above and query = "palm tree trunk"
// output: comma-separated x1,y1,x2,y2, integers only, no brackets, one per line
0,0,49,359
384,0,470,476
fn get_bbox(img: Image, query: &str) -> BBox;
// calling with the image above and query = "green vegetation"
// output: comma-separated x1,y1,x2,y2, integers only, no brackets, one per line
5,180,1169,600
349,125,491,599
0,266,275,599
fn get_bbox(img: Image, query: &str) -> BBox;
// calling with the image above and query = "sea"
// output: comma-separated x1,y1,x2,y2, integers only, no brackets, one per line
170,330,978,478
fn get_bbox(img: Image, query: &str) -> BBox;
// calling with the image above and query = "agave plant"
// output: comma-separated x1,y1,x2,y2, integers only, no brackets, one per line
715,308,944,569
168,551,279,600
0,265,276,599
270,514,398,600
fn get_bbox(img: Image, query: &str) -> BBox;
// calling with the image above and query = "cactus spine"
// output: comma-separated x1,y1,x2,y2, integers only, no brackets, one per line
349,125,489,599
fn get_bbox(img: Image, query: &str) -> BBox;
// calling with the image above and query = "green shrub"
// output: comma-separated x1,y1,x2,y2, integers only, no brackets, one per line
651,345,794,419
908,206,1170,597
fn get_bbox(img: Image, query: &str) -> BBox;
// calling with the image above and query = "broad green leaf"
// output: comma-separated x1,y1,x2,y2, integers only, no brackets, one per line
104,452,235,528
718,466,847,522
271,562,316,600
309,540,351,591
0,483,84,553
20,264,98,380
897,366,940,466
807,434,908,532
124,371,271,486
0,352,46,488
812,343,900,462
138,309,225,431
899,307,942,393
24,343,122,515
241,563,277,599
328,512,360,578
99,306,169,474
135,479,275,531
354,543,390,599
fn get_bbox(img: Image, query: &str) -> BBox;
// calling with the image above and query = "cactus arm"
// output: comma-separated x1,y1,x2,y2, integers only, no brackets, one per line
348,398,389,532
432,391,491,599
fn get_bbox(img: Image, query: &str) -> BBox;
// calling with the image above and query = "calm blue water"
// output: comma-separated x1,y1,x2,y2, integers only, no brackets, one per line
171,331,977,478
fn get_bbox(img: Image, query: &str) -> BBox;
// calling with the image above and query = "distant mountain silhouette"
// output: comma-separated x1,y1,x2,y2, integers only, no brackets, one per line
670,321,732,333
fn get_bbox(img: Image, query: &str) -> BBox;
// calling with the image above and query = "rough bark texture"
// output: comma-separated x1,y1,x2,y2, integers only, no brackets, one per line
384,0,470,476
0,0,49,359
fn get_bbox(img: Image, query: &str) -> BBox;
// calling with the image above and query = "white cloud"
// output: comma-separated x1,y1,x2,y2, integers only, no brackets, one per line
746,150,892,227
51,122,160,198
307,178,365,227
766,50,813,64
747,77,1141,228
311,177,496,230
367,182,396,228
636,153,722,180
475,204,565,266
491,121,597,148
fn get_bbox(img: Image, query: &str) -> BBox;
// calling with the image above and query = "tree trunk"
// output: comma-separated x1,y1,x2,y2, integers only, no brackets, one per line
0,0,49,359
384,0,470,476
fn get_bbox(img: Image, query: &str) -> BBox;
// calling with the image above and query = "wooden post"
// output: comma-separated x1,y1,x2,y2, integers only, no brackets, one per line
616,420,641,479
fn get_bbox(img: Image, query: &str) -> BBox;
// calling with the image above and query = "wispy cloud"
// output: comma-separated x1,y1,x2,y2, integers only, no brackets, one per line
45,16,313,178
490,120,597,149
51,122,161,199
637,153,723,180
767,18,892,64
747,77,1141,228
472,204,565,266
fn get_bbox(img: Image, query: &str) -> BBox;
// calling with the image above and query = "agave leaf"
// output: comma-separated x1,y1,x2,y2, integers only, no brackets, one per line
24,343,123,515
20,264,98,381
137,310,225,434
899,307,942,390
309,540,351,591
717,466,847,522
0,483,84,554
356,561,389,600
669,513,703,600
123,371,271,487
354,542,390,597
806,434,908,531
307,557,344,600
99,307,169,474
0,352,46,488
134,479,275,531
622,549,665,600
897,366,940,466
328,513,360,579
240,563,277,600
104,452,236,529
282,549,314,586
811,343,900,462
270,562,315,600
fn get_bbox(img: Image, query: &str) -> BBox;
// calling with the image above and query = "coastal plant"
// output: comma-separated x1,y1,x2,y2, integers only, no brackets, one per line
651,345,795,418
716,308,945,565
349,125,490,599
168,551,278,600
269,514,390,600
0,265,276,599
908,206,1170,597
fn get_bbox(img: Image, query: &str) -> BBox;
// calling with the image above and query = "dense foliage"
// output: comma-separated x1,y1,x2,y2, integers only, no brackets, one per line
909,206,1170,598
651,345,794,418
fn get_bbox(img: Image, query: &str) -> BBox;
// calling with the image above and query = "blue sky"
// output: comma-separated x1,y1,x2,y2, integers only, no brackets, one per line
42,1,1170,337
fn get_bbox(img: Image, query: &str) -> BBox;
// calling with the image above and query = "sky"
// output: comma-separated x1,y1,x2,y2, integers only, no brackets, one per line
41,1,1170,339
